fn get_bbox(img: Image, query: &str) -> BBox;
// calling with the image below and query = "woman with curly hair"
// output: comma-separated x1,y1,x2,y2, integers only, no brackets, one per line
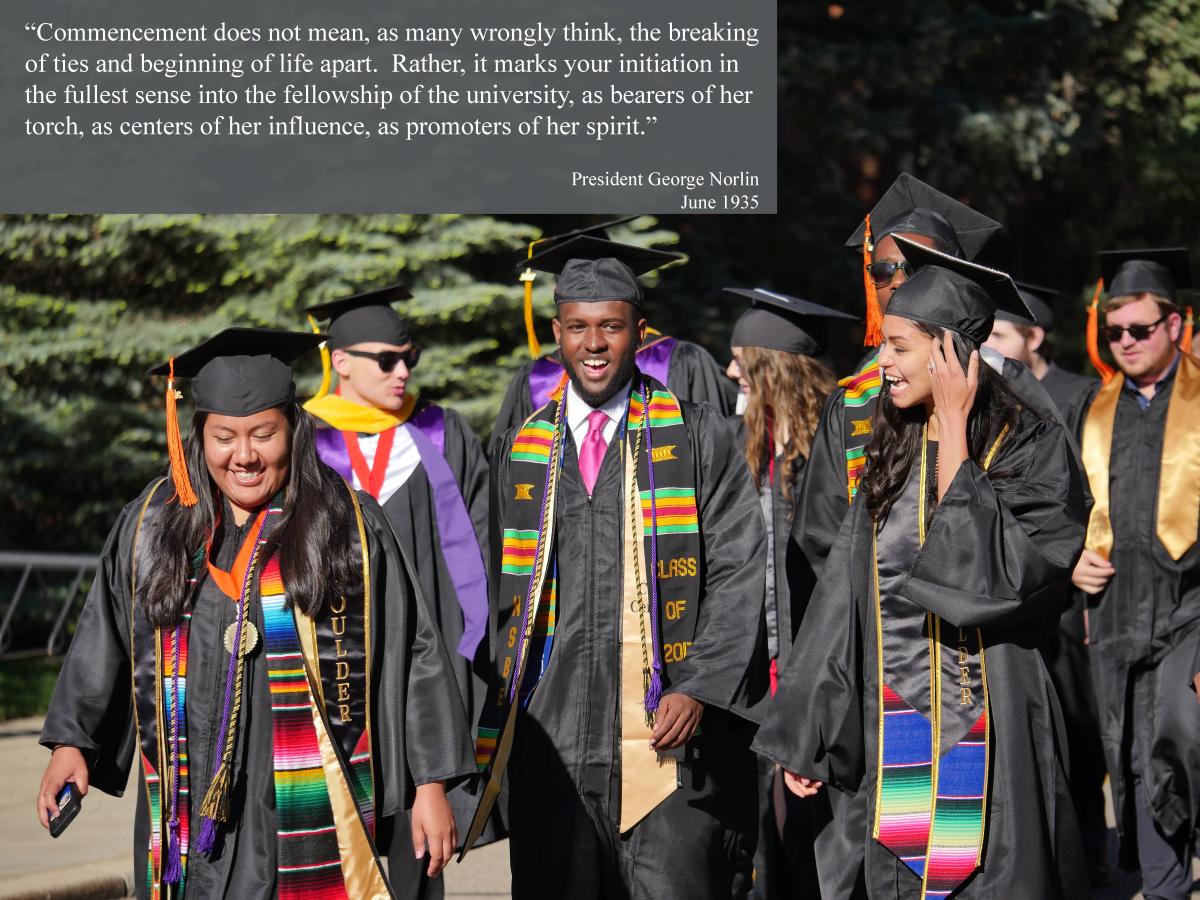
754,241,1090,899
726,288,853,899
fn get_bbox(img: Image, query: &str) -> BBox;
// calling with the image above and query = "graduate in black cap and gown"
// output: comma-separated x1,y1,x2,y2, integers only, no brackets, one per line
791,174,1004,899
1072,248,1200,900
465,240,768,899
758,240,1090,899
725,289,852,899
984,284,1109,881
494,224,738,436
301,288,497,896
37,329,475,898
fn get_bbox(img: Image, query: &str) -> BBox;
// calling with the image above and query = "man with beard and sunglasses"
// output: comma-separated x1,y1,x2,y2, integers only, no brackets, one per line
464,237,767,899
303,286,496,900
788,173,1002,900
1072,248,1200,900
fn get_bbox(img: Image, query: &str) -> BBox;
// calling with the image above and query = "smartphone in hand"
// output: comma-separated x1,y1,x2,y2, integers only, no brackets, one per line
49,783,82,838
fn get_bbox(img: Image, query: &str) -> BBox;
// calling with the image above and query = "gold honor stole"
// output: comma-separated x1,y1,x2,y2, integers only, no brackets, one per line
1082,351,1200,561
872,426,1008,899
129,481,388,899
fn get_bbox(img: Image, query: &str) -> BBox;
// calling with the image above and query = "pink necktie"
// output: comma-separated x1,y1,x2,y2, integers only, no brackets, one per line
578,409,609,494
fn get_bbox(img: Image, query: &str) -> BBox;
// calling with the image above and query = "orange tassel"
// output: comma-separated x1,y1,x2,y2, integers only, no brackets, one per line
861,213,883,347
520,237,551,360
165,358,199,506
1180,307,1194,352
1085,279,1116,383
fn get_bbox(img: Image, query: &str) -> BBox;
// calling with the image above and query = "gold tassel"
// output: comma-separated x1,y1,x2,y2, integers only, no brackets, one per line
165,358,198,507
307,313,332,401
1085,279,1116,383
862,214,883,347
198,761,232,823
520,237,552,359
1181,307,1194,352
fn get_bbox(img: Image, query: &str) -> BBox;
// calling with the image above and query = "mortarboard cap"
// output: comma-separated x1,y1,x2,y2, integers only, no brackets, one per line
727,288,858,356
993,281,1058,330
148,327,325,506
1099,248,1191,304
148,327,324,416
522,235,685,307
844,172,1002,261
305,284,413,351
888,236,1032,346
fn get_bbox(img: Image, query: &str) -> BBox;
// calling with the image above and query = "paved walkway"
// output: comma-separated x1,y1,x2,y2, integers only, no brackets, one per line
0,715,1192,898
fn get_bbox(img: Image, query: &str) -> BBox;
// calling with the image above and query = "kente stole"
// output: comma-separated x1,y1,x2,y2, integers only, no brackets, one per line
465,374,702,853
526,335,677,411
1082,350,1200,561
838,353,882,502
129,481,387,899
872,427,1008,899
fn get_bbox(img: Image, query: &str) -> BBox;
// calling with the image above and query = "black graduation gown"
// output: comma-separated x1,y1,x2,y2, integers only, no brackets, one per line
1033,365,1107,855
363,405,500,893
1080,372,1200,866
493,402,767,900
40,483,476,899
493,340,738,436
757,410,1091,899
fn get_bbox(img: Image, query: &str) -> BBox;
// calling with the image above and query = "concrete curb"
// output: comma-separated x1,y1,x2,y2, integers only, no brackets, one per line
0,857,132,900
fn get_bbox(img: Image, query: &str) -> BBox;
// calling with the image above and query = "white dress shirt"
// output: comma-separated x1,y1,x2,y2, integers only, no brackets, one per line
565,379,629,450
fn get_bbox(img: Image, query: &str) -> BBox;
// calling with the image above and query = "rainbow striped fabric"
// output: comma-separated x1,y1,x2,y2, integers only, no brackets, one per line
923,711,988,897
627,390,685,429
475,727,499,771
142,753,162,896
877,683,934,875
501,529,539,576
261,558,350,900
511,420,555,464
640,487,699,535
838,356,882,501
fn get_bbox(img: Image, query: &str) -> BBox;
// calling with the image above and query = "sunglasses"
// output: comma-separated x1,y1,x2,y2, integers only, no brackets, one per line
344,346,421,373
865,260,916,287
1103,316,1166,344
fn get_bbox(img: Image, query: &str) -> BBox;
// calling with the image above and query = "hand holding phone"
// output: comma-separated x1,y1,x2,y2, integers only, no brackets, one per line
36,745,89,833
49,783,82,838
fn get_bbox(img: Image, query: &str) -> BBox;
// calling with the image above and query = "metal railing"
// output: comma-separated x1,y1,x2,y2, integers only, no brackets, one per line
0,552,98,660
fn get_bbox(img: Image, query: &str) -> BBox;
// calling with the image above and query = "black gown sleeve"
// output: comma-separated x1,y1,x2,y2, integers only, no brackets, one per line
667,404,768,720
902,413,1089,630
792,388,849,575
40,490,150,796
492,359,537,438
753,503,868,793
364,495,475,816
669,340,738,417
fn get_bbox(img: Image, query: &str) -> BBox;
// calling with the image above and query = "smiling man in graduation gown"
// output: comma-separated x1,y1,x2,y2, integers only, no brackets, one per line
302,288,496,897
465,238,768,899
1072,248,1200,900
494,224,738,436
38,328,475,898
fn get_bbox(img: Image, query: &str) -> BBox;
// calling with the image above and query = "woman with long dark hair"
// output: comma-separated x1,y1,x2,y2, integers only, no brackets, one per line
754,242,1090,899
36,328,474,898
726,288,849,900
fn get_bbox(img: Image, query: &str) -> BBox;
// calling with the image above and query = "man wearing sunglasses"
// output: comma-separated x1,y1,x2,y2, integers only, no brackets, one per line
304,286,496,900
1072,248,1200,900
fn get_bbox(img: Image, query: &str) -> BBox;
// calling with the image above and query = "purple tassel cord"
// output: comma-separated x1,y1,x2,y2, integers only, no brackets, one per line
163,622,183,883
641,381,665,716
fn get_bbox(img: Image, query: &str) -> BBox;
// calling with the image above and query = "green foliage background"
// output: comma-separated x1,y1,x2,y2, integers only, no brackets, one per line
3,0,1200,554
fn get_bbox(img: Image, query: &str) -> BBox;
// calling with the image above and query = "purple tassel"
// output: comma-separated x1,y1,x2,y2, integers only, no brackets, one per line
162,818,182,883
644,667,664,715
195,816,217,856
